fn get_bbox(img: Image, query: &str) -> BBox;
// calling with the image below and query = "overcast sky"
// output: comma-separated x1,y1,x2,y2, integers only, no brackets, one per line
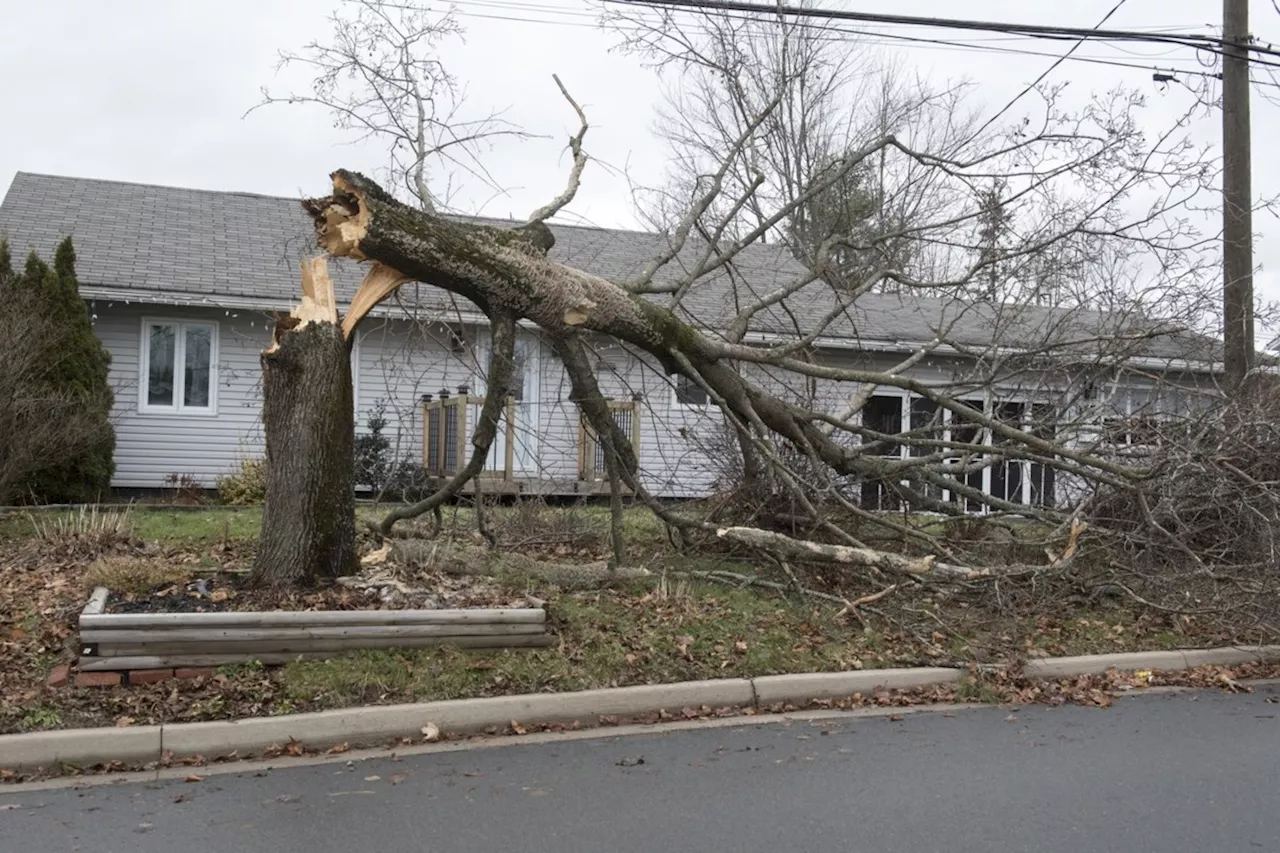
3,0,1280,333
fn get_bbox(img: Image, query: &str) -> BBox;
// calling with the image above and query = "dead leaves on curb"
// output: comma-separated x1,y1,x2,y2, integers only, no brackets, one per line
5,660,1280,786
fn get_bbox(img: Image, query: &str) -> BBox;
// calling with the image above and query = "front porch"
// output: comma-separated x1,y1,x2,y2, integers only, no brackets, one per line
421,390,642,496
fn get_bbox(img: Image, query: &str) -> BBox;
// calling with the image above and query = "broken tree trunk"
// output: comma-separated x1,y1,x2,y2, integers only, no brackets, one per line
252,259,358,586
300,170,918,497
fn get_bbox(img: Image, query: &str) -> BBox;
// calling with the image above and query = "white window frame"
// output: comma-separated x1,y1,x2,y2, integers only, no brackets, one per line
671,373,711,410
858,389,1059,512
138,317,219,416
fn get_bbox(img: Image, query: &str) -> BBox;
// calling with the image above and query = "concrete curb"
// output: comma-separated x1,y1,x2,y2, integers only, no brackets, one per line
0,726,162,771
1021,650,1190,678
4,645,1280,773
161,679,756,759
753,668,963,705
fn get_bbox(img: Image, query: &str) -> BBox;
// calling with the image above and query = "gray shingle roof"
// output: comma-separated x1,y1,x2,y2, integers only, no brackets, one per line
0,171,1218,364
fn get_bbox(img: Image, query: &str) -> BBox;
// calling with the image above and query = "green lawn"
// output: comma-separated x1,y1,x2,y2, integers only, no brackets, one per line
277,579,886,710
0,500,1228,734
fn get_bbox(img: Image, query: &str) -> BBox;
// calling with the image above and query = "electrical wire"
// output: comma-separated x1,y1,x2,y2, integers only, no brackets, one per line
605,0,1280,68
384,0,1280,91
968,0,1130,143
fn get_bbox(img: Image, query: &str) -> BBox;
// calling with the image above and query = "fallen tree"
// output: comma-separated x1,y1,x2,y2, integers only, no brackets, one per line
254,3,1222,590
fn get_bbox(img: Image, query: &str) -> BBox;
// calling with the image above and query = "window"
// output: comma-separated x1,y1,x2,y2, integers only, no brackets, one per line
509,340,531,402
908,397,945,503
860,395,905,511
1028,403,1056,508
140,320,217,414
947,398,988,512
673,373,709,407
855,391,1058,512
991,402,1026,505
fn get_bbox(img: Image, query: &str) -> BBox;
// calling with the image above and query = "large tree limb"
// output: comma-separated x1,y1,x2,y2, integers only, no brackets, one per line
299,171,1130,530
300,171,981,504
715,525,1080,581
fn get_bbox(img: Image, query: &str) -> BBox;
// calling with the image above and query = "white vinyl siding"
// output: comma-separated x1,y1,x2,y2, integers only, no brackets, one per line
84,301,1209,508
93,304,268,488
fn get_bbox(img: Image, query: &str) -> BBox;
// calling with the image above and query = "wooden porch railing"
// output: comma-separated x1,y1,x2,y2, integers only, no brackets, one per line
422,387,516,480
578,397,642,482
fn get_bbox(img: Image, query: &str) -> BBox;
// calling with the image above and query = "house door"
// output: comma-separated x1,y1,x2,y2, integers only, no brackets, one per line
478,334,540,474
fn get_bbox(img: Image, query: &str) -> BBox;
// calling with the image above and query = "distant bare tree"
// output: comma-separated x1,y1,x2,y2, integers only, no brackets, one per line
619,8,975,292
253,0,527,211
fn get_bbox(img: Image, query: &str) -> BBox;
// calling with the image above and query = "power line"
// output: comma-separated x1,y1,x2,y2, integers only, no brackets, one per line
605,0,1280,68
392,0,1280,90
969,0,1130,142
450,0,1204,44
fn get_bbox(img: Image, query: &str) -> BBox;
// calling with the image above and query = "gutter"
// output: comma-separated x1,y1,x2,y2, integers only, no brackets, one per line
76,287,1227,374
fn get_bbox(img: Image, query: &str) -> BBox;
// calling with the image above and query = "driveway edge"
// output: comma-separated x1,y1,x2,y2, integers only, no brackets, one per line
4,644,1279,772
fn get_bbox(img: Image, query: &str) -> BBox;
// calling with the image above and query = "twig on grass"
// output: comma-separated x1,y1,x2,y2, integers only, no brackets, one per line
670,568,849,606
836,583,899,622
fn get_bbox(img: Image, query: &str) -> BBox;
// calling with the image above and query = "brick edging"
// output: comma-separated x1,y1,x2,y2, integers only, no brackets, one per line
48,666,217,689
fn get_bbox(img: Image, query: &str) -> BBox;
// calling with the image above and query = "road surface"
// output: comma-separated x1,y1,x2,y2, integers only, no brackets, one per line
3,687,1278,852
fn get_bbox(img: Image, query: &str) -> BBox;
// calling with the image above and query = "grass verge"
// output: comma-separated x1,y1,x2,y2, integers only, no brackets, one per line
0,503,1254,735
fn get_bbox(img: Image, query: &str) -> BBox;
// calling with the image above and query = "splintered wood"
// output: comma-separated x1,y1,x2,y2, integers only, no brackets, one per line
297,256,339,325
272,257,411,347
267,258,339,353
342,263,410,340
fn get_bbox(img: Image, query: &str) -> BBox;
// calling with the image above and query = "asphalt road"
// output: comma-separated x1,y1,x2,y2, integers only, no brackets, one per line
3,687,1279,853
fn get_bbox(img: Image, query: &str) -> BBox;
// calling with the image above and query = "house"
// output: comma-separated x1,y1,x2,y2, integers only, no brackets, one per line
0,172,1222,507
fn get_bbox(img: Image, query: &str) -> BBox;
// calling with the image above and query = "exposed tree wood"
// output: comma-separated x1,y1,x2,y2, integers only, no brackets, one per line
715,526,990,580
342,262,411,340
82,586,109,616
82,623,545,644
267,257,339,356
253,258,358,587
837,584,900,621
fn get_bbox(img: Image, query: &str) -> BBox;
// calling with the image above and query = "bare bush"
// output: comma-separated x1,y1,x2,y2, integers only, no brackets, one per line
1085,378,1280,637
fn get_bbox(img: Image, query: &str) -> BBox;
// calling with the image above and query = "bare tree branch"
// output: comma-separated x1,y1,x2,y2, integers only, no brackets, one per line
525,74,590,228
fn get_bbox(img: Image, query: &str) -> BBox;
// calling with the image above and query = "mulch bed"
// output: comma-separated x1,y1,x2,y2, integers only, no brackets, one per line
105,570,533,615
0,534,542,739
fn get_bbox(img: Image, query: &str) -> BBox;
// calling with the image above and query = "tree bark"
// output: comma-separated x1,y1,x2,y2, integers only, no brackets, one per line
300,170,934,499
252,262,358,586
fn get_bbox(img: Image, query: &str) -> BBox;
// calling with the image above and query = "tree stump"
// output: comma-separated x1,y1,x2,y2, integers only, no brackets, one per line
252,259,357,586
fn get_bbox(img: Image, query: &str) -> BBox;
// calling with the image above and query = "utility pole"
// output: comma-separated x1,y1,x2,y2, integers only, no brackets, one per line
1223,0,1254,387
